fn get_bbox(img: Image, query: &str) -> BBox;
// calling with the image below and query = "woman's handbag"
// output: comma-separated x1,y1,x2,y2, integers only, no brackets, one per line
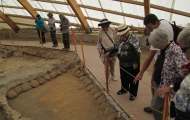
170,100,176,118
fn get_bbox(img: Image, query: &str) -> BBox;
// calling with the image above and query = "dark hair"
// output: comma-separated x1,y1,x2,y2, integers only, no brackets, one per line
143,14,159,25
36,14,41,18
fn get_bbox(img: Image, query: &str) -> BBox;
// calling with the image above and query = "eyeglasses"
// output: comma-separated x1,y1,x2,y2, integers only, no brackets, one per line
101,25,109,28
181,47,190,52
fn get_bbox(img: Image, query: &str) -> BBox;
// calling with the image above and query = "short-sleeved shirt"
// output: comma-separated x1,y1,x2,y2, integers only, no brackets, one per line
60,17,70,33
150,20,174,60
97,26,116,61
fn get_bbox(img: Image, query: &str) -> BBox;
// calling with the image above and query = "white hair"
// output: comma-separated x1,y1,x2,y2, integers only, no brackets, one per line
177,27,190,47
148,29,168,48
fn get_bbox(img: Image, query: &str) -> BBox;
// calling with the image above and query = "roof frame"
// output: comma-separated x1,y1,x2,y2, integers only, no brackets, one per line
67,0,90,33
0,10,20,32
144,0,150,16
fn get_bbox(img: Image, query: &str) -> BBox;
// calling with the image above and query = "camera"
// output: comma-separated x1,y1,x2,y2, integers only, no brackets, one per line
146,38,149,46
50,27,53,30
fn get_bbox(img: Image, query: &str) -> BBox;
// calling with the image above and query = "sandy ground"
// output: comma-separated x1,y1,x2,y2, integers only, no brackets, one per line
0,49,107,120
8,73,107,120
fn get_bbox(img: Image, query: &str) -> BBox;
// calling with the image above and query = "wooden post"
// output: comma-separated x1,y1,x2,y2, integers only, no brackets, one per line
9,31,14,46
105,55,109,94
162,94,169,120
40,30,43,48
80,40,86,67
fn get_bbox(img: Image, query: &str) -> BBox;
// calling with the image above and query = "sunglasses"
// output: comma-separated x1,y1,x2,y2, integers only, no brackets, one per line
101,25,109,28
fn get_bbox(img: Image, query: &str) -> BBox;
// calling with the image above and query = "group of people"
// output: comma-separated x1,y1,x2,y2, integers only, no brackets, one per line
97,14,190,120
35,13,70,51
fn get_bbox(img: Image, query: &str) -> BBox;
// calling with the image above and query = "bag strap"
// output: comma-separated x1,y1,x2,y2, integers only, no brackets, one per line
104,31,115,45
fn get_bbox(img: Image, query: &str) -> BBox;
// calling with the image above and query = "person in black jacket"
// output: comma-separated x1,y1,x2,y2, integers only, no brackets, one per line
116,23,141,101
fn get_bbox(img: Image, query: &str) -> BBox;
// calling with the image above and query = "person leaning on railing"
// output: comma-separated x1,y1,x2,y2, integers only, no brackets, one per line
147,29,187,120
173,27,190,120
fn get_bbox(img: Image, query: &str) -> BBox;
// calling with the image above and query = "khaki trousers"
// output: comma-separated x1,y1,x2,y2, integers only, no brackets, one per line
103,56,116,78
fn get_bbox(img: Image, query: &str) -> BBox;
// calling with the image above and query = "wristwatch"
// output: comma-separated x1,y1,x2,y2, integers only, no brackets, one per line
169,84,174,88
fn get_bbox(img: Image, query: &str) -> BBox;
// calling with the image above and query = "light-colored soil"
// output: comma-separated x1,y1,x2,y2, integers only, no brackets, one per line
8,72,106,120
0,47,107,120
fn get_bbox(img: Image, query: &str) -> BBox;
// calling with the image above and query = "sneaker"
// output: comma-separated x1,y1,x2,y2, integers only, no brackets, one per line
62,48,66,50
111,76,117,81
129,96,136,101
52,45,58,47
144,107,152,114
66,48,70,51
117,89,127,95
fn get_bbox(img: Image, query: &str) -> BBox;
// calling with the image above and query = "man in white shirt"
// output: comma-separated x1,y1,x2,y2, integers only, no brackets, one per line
133,14,173,115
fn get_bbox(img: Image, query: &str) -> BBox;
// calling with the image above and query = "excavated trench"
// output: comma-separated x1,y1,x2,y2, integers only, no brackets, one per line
0,45,128,120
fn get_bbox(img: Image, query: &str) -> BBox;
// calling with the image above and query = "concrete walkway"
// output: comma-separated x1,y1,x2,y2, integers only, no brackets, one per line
0,39,154,120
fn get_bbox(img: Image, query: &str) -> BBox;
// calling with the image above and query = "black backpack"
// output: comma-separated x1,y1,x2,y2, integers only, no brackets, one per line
170,21,182,44
160,19,182,44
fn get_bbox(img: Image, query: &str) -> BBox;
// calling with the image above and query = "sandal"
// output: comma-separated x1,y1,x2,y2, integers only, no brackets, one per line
117,90,127,95
129,96,135,101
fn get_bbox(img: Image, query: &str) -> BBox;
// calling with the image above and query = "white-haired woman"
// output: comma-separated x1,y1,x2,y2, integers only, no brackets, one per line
148,29,187,120
173,27,190,120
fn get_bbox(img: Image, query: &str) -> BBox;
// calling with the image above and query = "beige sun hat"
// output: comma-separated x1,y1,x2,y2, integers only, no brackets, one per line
116,23,131,35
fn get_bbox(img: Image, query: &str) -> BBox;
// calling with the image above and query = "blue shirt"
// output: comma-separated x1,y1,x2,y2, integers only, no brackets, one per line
35,17,45,30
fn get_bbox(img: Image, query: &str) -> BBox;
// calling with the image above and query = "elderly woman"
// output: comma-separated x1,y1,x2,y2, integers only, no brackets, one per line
173,27,190,120
148,29,187,120
47,13,58,47
116,23,141,101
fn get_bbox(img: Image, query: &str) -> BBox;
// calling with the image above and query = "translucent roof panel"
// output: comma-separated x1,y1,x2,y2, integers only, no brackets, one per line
150,0,173,8
0,8,15,14
53,4,73,14
38,2,56,11
89,20,100,28
122,3,144,16
150,8,170,22
80,0,101,8
105,13,124,24
10,9,27,16
28,0,42,9
1,0,22,7
172,14,190,27
99,0,122,12
84,9,104,19
174,0,190,13
124,17,144,27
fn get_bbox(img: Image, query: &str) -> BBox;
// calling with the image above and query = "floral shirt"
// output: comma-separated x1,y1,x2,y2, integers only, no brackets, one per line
117,33,141,67
174,73,190,112
160,42,188,98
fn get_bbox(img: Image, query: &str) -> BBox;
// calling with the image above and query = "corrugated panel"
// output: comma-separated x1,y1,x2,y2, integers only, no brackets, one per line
150,8,170,22
122,3,144,16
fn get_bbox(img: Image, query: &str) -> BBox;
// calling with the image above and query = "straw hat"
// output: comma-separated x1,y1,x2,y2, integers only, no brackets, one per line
98,19,111,26
116,23,131,35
